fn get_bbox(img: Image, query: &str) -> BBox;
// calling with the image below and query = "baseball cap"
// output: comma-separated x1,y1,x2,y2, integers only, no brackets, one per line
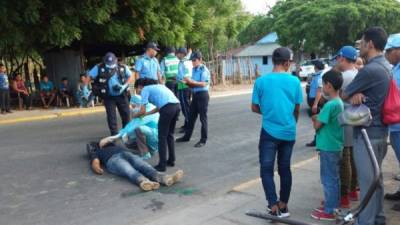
146,42,160,51
385,33,400,50
333,46,357,61
103,52,117,66
176,47,188,55
190,51,202,61
272,47,293,61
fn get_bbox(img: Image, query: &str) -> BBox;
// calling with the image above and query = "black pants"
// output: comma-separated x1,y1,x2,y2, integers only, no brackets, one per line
20,94,32,109
177,88,191,129
0,89,10,112
165,81,177,96
184,91,209,143
158,103,180,167
103,95,130,135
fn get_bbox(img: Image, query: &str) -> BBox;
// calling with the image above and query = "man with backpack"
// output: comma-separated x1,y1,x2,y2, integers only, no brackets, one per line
89,52,133,135
343,27,391,225
383,33,400,212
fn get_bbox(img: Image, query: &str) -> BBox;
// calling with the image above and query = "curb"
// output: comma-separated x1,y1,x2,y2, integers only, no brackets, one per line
0,90,252,125
0,108,105,125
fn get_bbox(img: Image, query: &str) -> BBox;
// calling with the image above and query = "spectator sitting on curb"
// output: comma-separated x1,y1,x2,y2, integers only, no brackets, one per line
76,74,95,108
58,77,74,107
12,73,32,110
39,75,56,109
86,141,183,191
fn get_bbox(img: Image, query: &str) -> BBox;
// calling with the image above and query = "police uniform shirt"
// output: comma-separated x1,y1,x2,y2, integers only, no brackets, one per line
135,54,161,80
140,84,179,109
88,64,132,96
191,64,210,93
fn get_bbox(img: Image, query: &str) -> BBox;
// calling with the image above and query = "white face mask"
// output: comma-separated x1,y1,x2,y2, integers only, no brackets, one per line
105,64,117,69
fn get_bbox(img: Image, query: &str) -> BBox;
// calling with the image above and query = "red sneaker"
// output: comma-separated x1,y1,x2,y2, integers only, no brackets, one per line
349,191,359,201
340,196,351,208
311,210,336,221
313,206,324,213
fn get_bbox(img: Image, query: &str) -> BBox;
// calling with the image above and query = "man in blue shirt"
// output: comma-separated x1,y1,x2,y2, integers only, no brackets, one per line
135,42,161,82
89,52,133,135
176,51,210,148
0,64,11,114
39,75,56,109
383,33,400,212
251,47,303,218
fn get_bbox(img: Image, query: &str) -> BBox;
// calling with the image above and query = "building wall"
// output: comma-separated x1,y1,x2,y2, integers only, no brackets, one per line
222,56,273,77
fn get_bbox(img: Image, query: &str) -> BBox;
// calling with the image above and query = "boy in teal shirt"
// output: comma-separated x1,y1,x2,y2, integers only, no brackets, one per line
311,69,344,221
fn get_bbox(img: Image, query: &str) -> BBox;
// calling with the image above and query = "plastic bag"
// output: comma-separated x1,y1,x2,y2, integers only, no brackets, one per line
383,79,400,125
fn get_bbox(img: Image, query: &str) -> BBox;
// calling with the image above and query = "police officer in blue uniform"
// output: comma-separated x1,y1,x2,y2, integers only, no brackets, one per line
89,52,133,135
176,51,210,148
134,42,162,82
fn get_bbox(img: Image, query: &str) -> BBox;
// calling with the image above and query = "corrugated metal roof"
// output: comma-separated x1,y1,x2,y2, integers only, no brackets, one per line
235,43,281,57
256,32,278,44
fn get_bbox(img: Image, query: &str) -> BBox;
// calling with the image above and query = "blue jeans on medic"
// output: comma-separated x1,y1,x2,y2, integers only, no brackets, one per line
259,129,295,208
106,152,159,185
319,151,341,214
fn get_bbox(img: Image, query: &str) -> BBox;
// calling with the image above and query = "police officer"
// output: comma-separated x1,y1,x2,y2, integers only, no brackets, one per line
89,52,133,135
135,42,162,82
175,47,192,133
176,51,210,148
160,47,180,94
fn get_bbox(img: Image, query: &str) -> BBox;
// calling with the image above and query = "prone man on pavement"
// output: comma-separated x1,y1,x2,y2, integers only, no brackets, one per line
89,52,133,135
87,142,183,191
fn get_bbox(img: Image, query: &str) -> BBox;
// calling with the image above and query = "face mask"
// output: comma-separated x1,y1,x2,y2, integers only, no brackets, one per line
105,64,117,69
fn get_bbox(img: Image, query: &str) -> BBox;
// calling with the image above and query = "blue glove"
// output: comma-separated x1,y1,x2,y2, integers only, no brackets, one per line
119,83,129,95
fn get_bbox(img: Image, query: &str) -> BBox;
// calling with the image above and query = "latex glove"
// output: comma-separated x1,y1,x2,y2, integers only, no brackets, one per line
99,135,119,148
119,84,129,95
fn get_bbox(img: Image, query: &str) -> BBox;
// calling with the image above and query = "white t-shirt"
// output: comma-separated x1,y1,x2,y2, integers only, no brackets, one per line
342,68,358,147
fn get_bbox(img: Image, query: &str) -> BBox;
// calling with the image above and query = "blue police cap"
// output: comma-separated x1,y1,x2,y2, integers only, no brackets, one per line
190,51,202,60
104,52,117,66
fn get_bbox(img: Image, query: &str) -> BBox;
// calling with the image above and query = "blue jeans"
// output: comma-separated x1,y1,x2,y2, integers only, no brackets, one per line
259,129,295,208
390,131,400,165
106,152,158,185
320,151,341,214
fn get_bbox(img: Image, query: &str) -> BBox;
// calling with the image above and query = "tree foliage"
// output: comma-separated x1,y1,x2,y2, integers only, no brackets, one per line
237,15,274,45
269,0,400,52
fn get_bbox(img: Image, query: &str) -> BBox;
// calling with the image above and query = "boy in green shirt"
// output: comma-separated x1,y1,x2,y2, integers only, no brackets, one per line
310,69,344,221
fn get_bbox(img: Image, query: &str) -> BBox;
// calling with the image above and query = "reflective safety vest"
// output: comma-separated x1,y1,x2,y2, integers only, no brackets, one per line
163,55,179,81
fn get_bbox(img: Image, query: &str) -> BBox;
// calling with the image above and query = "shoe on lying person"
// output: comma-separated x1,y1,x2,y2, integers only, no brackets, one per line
139,179,160,191
160,170,184,186
385,191,400,201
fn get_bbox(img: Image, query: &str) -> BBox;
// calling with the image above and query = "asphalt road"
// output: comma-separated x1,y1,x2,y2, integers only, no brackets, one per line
0,93,316,225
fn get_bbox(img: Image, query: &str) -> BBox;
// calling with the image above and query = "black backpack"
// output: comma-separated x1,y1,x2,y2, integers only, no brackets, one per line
91,63,127,98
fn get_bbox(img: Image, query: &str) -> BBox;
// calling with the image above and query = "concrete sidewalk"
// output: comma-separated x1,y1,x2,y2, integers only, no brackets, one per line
141,150,400,225
0,87,252,125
